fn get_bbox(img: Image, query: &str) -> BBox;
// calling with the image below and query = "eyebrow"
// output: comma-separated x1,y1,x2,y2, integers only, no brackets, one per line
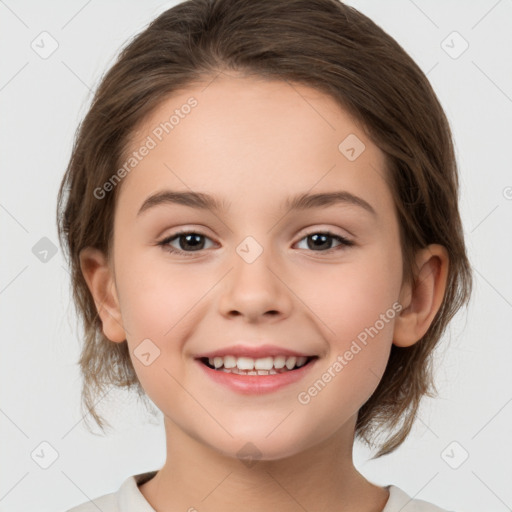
137,189,377,217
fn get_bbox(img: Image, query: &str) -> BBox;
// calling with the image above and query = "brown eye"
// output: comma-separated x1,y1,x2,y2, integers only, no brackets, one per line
158,231,215,255
295,231,354,252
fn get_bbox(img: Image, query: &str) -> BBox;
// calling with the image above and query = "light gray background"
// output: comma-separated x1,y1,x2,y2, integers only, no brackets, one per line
1,1,511,511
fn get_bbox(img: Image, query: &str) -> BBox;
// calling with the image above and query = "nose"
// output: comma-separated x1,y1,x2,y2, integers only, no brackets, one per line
218,245,293,323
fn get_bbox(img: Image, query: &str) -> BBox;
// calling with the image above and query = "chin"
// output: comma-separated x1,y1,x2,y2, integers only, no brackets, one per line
202,424,314,464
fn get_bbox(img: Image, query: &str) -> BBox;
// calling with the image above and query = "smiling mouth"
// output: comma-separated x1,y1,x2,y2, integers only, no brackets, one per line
198,355,318,375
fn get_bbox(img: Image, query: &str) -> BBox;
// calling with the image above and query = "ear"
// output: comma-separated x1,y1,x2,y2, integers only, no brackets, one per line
393,244,449,348
79,247,126,343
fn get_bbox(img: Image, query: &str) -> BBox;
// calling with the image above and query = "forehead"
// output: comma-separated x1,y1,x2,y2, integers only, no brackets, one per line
116,74,391,221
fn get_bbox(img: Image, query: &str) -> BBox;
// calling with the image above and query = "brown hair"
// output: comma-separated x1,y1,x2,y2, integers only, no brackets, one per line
56,0,472,457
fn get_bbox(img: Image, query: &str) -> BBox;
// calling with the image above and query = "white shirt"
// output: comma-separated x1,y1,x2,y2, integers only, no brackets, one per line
65,471,453,512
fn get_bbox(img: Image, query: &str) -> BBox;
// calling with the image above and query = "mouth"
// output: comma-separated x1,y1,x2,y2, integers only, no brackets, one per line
197,355,318,375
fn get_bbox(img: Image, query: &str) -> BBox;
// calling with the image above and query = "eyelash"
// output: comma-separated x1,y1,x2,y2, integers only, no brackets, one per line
157,229,354,256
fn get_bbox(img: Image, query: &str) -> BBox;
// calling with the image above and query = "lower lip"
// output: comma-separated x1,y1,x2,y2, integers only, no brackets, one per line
196,358,317,395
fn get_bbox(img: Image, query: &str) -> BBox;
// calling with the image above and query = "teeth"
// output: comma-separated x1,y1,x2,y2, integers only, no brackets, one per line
273,356,286,369
224,355,237,368
222,368,278,375
296,356,307,367
237,357,255,370
254,357,274,370
285,356,297,370
206,355,311,372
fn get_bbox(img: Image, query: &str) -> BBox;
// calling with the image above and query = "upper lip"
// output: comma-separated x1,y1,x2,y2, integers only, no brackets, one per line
195,344,315,359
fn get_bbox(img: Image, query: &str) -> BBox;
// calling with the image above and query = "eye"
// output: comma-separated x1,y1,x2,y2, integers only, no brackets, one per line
158,231,215,256
295,231,354,253
157,229,354,257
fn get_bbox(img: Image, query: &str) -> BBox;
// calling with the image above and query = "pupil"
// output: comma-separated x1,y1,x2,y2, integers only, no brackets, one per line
181,234,204,251
309,233,330,250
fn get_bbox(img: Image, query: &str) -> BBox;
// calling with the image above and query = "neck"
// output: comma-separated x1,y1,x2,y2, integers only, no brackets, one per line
138,415,389,512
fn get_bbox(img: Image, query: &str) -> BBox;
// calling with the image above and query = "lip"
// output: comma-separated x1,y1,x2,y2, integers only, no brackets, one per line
195,356,318,395
195,344,315,359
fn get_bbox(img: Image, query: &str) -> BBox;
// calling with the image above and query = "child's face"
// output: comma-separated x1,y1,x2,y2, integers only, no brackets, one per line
100,74,410,459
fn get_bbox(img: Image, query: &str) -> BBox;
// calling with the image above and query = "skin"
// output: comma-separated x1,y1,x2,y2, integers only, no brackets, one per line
80,72,449,512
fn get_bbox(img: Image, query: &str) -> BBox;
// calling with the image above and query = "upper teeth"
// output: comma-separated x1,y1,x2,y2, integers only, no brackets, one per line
208,355,308,371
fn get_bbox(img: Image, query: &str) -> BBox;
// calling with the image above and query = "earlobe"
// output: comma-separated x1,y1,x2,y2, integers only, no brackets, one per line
79,247,127,343
393,244,449,348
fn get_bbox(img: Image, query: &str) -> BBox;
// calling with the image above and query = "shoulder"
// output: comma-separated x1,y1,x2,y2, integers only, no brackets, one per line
65,491,117,512
383,485,455,512
63,471,158,512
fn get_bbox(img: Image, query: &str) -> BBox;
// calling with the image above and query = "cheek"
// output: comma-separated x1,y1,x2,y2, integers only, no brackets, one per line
113,255,205,410
294,254,401,427
304,247,402,344
115,252,212,340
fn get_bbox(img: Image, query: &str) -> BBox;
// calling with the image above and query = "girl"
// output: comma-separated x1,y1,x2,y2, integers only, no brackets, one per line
57,0,472,510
